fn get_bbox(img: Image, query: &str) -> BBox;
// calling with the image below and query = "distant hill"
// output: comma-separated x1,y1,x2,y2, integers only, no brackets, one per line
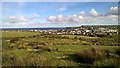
81,25,119,27
66,25,120,28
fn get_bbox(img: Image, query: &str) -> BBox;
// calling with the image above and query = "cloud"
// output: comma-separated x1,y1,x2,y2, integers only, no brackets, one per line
90,8,99,16
73,14,85,21
58,13,117,25
106,15,118,18
57,15,63,22
3,14,118,28
56,6,67,12
73,14,77,17
8,16,18,23
78,15,84,19
8,16,28,23
30,13,40,20
2,5,118,28
80,11,85,16
21,22,26,25
107,6,118,15
48,15,65,23
19,16,28,22
49,16,56,22
32,13,39,18
48,13,86,23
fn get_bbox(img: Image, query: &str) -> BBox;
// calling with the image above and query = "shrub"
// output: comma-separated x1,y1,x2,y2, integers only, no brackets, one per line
76,48,103,64
116,47,120,56
18,45,26,49
42,46,52,52
10,37,20,43
74,36,78,40
33,45,52,52
56,48,59,51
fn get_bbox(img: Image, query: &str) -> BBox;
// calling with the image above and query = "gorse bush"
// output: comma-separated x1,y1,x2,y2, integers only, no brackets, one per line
76,48,103,64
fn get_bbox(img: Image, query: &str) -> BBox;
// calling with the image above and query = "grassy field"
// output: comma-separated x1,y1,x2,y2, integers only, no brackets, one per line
2,31,120,67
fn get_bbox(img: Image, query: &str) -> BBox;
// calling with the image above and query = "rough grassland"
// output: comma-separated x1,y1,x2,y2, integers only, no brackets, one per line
2,31,120,67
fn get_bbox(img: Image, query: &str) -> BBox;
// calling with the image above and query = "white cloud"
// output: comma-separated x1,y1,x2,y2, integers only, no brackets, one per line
32,13,39,18
90,8,99,16
73,14,85,21
22,22,26,25
19,16,28,22
112,18,116,21
80,11,85,16
8,16,28,23
3,14,118,28
63,13,117,25
49,16,56,22
8,16,19,23
73,14,77,17
107,15,118,18
30,13,40,20
57,15,63,22
65,14,85,23
108,6,118,15
2,5,119,28
9,16,17,21
56,6,67,12
78,15,84,19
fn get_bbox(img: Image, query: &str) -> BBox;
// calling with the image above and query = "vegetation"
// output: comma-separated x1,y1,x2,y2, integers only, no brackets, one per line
1,31,120,67
75,48,103,64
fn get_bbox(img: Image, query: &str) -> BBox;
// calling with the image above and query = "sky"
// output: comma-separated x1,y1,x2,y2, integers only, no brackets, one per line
1,2,119,28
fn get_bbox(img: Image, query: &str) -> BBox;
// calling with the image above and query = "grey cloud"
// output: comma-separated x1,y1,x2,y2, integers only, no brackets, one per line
107,6,118,15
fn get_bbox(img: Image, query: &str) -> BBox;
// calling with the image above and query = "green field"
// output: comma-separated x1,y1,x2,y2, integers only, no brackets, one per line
2,31,120,67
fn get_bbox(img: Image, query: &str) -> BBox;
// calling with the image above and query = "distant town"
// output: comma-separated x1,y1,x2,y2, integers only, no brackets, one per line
2,25,119,37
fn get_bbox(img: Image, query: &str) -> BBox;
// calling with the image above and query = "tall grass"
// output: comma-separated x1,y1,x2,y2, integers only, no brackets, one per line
2,52,47,66
75,48,103,64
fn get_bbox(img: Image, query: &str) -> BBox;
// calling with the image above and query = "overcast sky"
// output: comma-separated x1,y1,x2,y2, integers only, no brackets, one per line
1,2,118,28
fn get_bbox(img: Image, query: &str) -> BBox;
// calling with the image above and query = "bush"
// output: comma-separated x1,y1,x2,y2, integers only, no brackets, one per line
42,46,52,52
10,37,20,43
116,47,120,56
33,45,52,52
76,48,103,64
18,45,26,49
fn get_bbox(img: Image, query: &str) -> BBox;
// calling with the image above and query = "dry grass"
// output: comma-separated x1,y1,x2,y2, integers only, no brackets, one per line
2,52,47,66
76,48,103,64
